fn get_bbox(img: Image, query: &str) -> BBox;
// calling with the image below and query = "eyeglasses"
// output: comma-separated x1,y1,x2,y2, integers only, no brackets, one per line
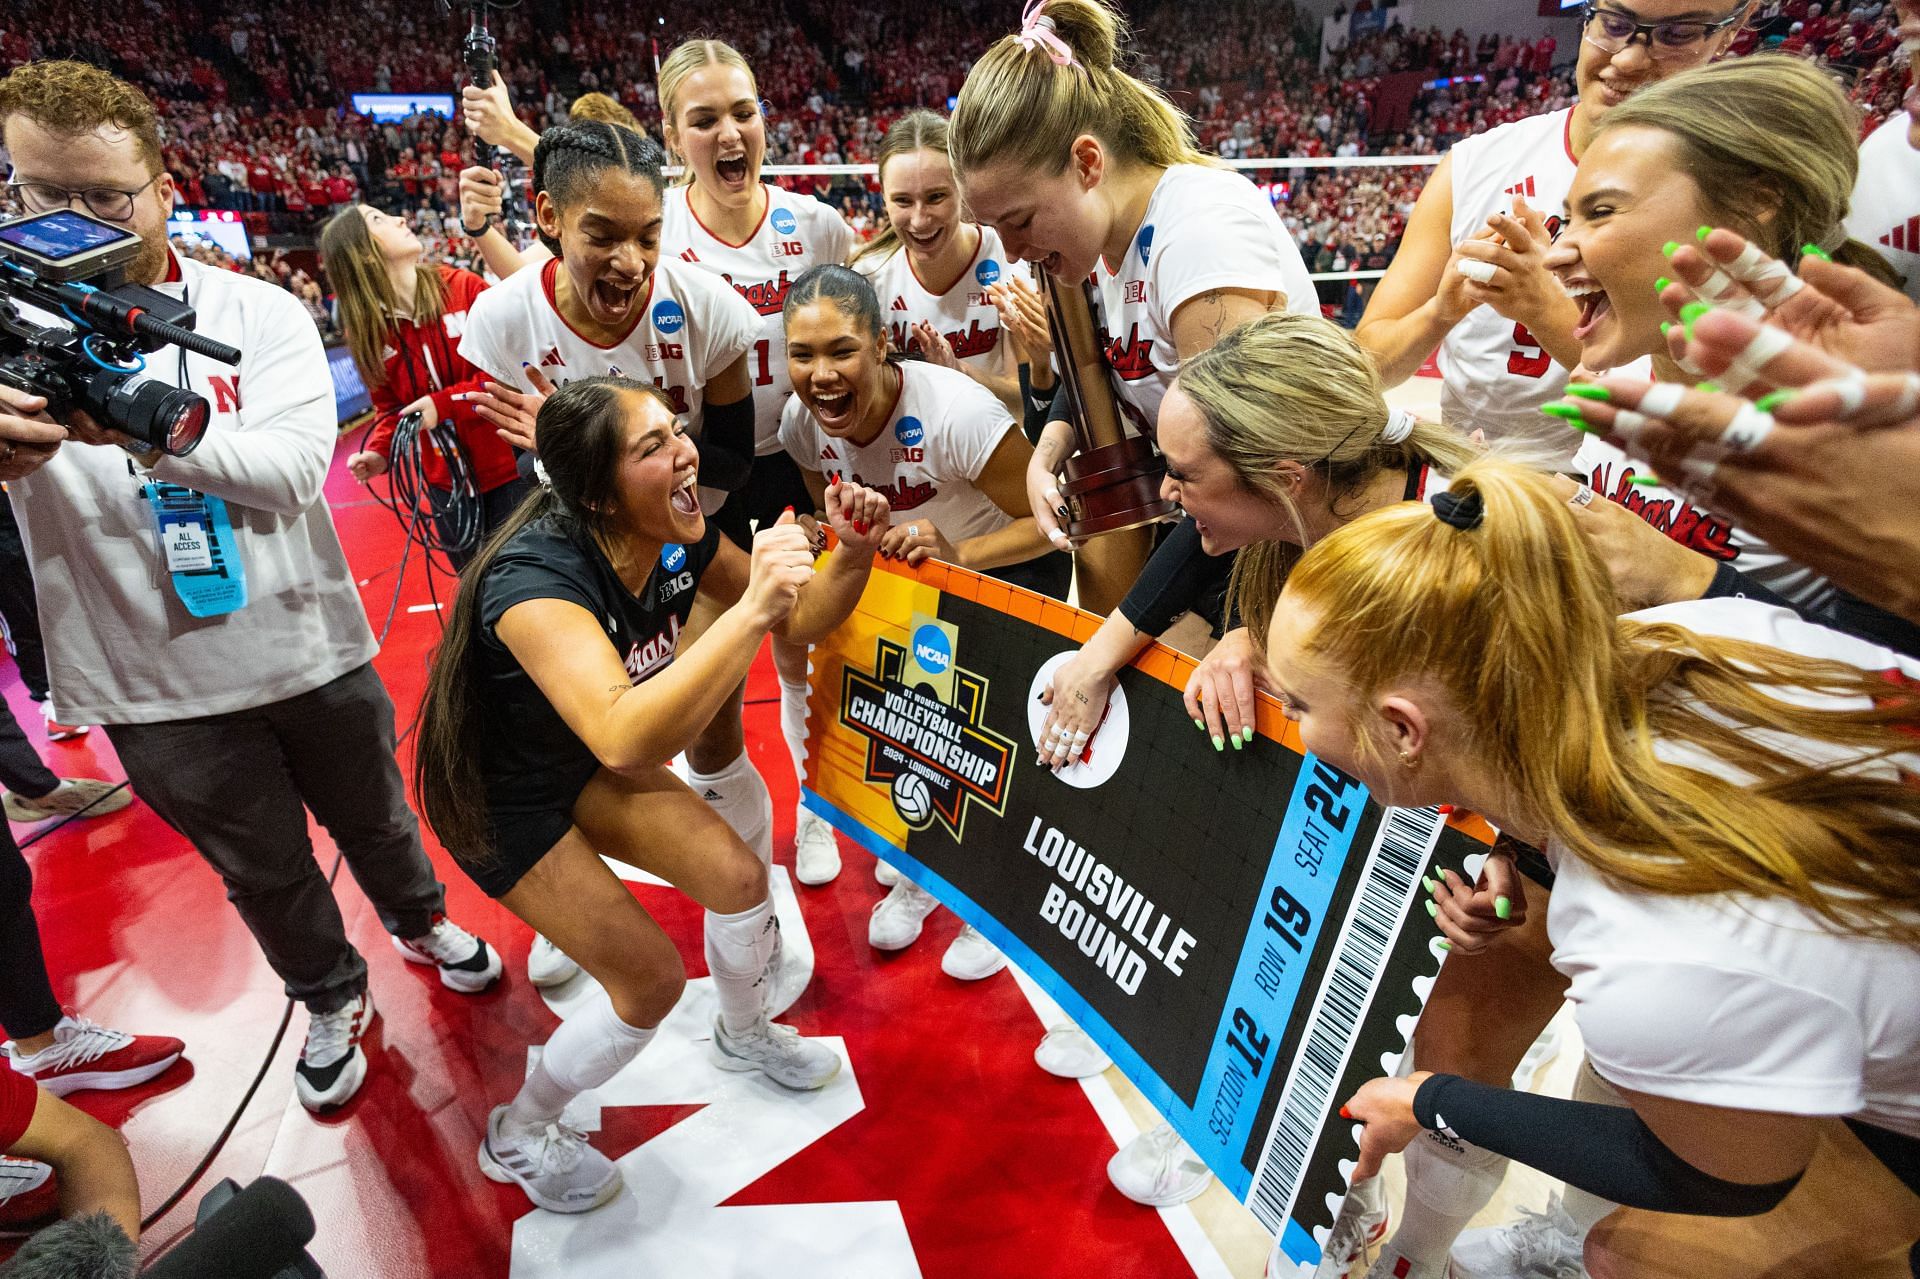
5,173,163,224
1579,2,1748,60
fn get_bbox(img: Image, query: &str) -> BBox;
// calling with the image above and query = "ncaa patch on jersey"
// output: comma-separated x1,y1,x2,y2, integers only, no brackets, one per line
976,258,1001,287
661,543,687,571
652,299,687,335
895,416,926,447
771,206,798,236
1136,224,1154,266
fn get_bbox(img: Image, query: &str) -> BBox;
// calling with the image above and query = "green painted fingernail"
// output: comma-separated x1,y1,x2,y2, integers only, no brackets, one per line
1541,402,1586,424
1437,939,1453,952
1697,225,1713,242
1660,321,1673,336
1193,717,1205,731
1241,726,1256,744
1230,732,1243,751
1801,242,1833,262
1756,390,1794,412
1564,383,1610,401
1212,735,1225,752
1422,875,1437,894
1680,301,1710,337
1654,276,1672,293
1661,240,1680,258
1425,899,1439,919
1629,474,1662,487
1495,895,1513,920
1696,380,1722,393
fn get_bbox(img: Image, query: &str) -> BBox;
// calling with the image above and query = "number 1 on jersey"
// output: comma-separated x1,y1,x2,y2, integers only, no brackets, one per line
753,339,775,388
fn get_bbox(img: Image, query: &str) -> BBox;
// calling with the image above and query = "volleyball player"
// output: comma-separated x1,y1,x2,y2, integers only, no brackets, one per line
775,265,1051,977
321,204,529,571
1355,0,1753,467
457,120,763,987
414,377,890,1214
655,38,857,890
1253,460,1920,1278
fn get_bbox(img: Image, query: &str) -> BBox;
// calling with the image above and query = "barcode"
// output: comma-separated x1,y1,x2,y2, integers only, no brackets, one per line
1246,804,1444,1235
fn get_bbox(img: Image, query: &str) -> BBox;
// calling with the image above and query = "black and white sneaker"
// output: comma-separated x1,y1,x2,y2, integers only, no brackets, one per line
393,914,502,993
295,990,375,1112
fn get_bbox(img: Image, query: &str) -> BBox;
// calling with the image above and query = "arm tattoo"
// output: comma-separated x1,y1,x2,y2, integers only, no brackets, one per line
1194,289,1231,343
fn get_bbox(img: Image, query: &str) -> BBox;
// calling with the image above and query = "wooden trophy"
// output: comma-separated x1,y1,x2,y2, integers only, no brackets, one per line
1041,272,1178,615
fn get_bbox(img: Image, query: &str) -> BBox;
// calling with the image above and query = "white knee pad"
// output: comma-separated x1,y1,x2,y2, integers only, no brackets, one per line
540,989,657,1096
705,898,777,1032
691,751,773,868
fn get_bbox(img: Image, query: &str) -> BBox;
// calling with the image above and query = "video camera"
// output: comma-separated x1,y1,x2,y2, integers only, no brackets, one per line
0,208,242,458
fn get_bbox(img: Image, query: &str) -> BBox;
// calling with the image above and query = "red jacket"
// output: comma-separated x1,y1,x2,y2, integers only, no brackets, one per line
363,265,519,492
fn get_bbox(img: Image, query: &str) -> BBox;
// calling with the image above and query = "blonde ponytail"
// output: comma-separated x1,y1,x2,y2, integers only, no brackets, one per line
949,0,1214,180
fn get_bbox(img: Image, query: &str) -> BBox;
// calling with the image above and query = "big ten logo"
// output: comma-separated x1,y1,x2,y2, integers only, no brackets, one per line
975,258,1001,288
894,416,925,448
652,299,687,336
770,206,804,256
1122,280,1147,305
650,378,691,416
645,341,685,362
890,447,926,463
773,239,807,257
658,541,695,601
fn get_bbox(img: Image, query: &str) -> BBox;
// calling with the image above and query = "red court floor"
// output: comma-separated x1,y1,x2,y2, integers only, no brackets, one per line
4,438,1235,1277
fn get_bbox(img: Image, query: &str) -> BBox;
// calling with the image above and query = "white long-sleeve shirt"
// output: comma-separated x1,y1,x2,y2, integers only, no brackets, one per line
12,252,377,724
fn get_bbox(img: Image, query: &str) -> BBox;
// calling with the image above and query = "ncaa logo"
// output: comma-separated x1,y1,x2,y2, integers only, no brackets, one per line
770,207,798,236
1136,224,1155,266
911,623,951,675
652,299,687,335
895,416,926,447
660,543,687,571
975,258,1001,287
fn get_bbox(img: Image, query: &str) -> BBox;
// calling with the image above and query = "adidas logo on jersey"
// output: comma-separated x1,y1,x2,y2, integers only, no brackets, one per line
1881,216,1920,253
891,295,909,312
539,347,565,368
681,248,700,263
1505,176,1538,198
820,444,840,460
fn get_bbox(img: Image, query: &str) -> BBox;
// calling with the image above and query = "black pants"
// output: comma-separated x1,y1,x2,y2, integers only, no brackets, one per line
105,664,446,1013
432,477,532,572
0,820,63,1041
0,490,49,702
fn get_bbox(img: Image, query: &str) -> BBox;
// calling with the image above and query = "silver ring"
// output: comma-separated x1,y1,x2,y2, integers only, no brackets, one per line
2,443,14,463
1568,484,1595,508
907,524,920,538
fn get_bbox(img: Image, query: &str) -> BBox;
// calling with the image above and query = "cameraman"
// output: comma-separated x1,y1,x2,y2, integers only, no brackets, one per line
0,61,502,1114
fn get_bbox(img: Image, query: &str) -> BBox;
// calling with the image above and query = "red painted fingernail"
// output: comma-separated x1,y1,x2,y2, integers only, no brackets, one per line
1340,1106,1354,1120
783,506,795,515
853,520,867,534
1437,804,1455,815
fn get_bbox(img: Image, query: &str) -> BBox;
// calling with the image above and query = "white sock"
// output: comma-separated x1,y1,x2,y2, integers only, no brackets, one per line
705,898,778,1035
689,751,772,869
778,671,810,804
1381,1044,1506,1266
505,990,655,1134
1561,1058,1626,1235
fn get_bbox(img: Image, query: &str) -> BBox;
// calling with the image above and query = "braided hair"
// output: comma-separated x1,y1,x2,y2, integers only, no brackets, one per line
531,121,666,256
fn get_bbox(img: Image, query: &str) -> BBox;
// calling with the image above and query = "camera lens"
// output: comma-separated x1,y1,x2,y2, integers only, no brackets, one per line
90,374,209,457
162,397,209,457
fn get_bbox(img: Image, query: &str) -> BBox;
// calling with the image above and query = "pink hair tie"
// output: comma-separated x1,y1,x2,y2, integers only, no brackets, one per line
1017,0,1076,66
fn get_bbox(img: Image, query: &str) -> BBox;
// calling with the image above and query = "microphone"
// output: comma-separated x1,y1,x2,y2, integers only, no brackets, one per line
142,1178,318,1279
0,1212,137,1279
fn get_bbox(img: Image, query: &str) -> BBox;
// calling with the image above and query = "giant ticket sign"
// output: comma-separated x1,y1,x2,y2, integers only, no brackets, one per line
802,556,1495,1269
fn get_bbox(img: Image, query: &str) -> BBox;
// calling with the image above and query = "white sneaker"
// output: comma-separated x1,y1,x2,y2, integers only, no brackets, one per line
1451,1198,1586,1279
478,1104,621,1214
874,858,901,886
3,778,131,823
941,925,1006,980
868,879,939,950
295,990,375,1112
1310,1176,1390,1277
1107,1121,1212,1207
527,933,581,988
1034,1025,1111,1079
793,808,841,886
392,914,502,993
710,1016,840,1090
1364,1248,1451,1279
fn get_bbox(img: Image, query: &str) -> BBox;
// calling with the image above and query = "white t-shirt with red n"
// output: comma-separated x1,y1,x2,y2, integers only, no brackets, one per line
1846,111,1920,305
662,183,855,452
1548,596,1920,1140
1091,164,1318,437
1441,106,1582,467
855,225,1014,382
457,253,759,430
776,361,1016,546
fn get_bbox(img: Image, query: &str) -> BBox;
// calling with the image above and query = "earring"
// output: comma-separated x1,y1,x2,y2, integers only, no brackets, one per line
1398,749,1419,769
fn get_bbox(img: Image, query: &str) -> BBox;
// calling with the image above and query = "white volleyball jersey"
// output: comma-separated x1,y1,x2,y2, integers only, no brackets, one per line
1439,106,1582,467
1571,432,1833,611
1548,597,1920,1138
662,183,856,452
1846,112,1920,304
855,224,1014,381
1090,164,1317,437
458,254,759,429
777,361,1017,545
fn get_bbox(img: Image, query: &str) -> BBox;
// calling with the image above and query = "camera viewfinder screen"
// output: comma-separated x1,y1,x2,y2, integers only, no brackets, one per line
0,212,138,262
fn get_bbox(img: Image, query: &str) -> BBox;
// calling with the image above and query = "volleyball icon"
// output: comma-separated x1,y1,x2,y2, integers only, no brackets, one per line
891,771,933,828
